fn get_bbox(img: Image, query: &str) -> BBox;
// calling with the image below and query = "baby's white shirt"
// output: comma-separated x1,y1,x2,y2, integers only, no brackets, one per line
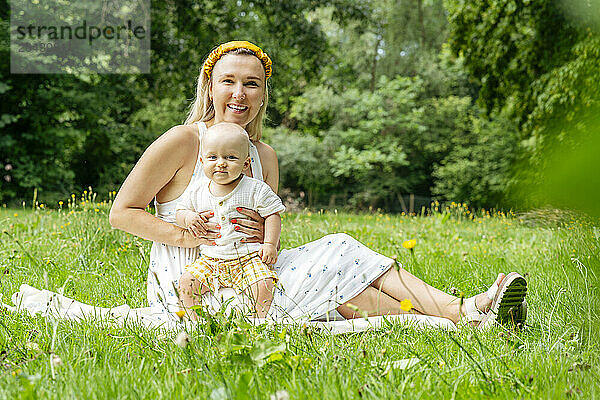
176,175,285,259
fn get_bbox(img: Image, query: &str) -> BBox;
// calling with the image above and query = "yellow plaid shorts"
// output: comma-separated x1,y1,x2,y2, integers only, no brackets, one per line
185,251,277,293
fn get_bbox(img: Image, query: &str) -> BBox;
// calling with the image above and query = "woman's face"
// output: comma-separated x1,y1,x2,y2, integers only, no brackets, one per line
209,54,266,129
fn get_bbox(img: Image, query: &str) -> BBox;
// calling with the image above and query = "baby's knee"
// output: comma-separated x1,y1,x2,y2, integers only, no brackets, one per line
251,278,275,295
180,272,200,294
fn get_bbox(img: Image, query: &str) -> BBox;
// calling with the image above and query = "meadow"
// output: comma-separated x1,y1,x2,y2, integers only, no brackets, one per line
0,195,598,399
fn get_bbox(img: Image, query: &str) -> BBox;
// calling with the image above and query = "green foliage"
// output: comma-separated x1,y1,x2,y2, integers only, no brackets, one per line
282,71,517,208
4,0,577,210
0,0,363,206
510,106,600,217
445,0,600,161
271,2,516,209
431,106,518,207
264,126,335,205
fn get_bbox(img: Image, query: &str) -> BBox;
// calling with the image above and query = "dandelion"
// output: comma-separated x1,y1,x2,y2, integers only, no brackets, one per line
94,208,100,212
400,299,413,312
402,239,416,250
175,310,186,319
174,331,190,348
58,201,63,206
13,213,18,217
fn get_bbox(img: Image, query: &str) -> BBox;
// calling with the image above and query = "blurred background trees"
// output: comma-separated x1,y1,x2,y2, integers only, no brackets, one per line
1,0,598,212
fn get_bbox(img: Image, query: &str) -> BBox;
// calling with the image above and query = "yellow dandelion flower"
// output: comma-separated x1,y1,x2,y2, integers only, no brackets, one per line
402,239,416,250
94,208,100,212
58,201,63,206
175,310,186,319
13,213,18,217
400,299,413,312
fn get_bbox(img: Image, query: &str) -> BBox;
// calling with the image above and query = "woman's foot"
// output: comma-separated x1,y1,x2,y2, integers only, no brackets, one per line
459,272,527,329
459,273,504,327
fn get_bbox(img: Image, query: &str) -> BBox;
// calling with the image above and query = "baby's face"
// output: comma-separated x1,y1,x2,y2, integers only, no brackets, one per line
201,124,250,186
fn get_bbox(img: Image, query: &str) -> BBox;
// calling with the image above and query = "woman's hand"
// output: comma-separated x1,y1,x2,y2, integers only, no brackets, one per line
232,207,265,243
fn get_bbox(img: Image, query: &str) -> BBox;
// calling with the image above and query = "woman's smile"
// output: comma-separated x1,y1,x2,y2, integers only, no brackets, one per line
227,103,249,113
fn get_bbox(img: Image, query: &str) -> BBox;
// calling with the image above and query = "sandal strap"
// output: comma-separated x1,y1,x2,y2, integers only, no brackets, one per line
457,310,485,328
458,296,486,328
463,295,481,316
485,273,502,300
461,312,485,322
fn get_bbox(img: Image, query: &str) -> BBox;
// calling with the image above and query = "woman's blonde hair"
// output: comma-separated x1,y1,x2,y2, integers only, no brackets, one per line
184,47,270,141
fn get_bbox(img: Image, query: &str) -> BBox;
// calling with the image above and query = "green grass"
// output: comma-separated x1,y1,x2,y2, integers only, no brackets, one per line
1,199,599,399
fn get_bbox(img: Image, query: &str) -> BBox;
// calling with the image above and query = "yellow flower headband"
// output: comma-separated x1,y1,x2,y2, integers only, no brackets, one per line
203,40,272,80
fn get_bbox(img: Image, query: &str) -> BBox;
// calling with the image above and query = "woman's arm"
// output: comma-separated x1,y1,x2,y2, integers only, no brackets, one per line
109,125,218,247
234,141,280,243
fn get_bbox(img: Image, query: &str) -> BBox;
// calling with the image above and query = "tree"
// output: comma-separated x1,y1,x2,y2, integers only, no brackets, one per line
0,0,366,204
445,0,600,150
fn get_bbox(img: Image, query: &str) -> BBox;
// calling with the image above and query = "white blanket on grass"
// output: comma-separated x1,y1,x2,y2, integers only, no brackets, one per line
2,284,457,333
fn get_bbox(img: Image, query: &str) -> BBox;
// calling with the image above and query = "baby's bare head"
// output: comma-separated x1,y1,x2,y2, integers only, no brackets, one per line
202,122,250,158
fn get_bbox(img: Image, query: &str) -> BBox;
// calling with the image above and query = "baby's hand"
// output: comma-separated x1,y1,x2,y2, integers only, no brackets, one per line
185,212,210,239
259,243,278,265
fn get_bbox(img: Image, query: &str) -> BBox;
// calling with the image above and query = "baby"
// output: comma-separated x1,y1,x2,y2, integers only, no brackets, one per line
176,122,285,319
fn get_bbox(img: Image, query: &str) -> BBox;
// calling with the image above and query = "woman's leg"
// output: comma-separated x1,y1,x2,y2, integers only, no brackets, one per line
337,286,411,319
339,267,502,324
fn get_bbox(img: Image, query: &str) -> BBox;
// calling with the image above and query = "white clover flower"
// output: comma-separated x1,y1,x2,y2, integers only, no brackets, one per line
51,354,63,368
270,390,290,400
25,342,41,353
174,331,190,348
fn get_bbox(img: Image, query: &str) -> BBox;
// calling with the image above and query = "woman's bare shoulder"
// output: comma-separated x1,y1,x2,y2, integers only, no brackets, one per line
142,124,199,162
155,124,199,147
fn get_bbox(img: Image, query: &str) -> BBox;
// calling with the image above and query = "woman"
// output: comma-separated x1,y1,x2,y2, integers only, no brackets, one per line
109,41,526,328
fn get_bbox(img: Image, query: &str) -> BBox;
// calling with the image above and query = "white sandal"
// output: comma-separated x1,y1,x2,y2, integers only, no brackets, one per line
457,295,487,328
458,272,527,330
481,272,527,328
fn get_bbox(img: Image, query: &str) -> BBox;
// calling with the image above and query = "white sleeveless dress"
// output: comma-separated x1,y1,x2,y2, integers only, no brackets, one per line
147,122,394,320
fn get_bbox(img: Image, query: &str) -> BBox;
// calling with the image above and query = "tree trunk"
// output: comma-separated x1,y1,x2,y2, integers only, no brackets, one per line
370,37,381,93
417,0,426,48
